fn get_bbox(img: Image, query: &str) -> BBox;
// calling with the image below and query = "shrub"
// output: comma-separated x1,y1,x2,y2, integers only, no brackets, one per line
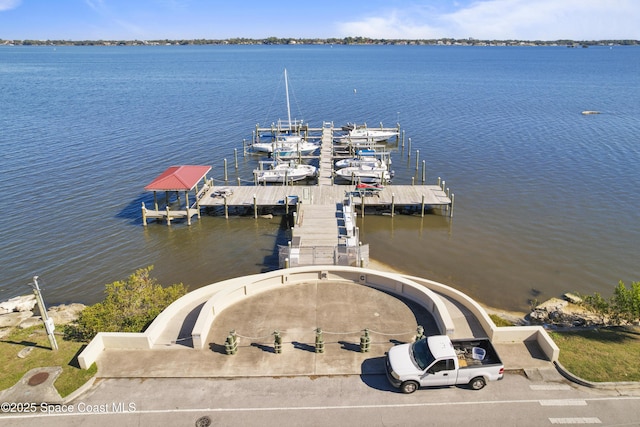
64,266,187,341
579,281,640,326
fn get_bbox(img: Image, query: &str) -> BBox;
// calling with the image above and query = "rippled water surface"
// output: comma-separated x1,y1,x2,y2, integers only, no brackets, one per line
1,45,638,311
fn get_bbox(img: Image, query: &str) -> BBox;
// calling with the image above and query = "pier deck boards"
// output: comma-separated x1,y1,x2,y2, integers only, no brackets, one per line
199,123,451,209
147,124,452,223
198,184,450,209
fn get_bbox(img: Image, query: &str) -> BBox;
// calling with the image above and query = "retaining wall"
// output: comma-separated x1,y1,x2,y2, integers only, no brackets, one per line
77,265,557,369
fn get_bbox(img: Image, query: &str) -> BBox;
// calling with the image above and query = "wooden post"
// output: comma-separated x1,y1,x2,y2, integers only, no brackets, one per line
224,158,228,182
253,194,257,219
165,206,171,225
450,194,455,218
141,202,147,226
153,191,159,211
408,138,412,156
391,193,395,217
224,196,228,219
234,148,238,169
422,160,426,183
415,150,420,170
421,195,425,217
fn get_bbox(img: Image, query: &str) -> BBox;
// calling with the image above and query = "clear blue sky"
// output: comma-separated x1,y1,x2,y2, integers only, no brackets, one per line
1,0,639,41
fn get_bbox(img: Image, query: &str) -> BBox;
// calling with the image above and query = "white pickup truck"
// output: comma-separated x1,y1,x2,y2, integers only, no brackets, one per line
386,335,504,393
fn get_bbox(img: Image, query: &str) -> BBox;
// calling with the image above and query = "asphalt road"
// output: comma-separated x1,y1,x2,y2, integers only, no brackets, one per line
2,371,639,426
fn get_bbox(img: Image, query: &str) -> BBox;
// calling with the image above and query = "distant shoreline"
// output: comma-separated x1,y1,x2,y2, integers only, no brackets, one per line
2,38,638,47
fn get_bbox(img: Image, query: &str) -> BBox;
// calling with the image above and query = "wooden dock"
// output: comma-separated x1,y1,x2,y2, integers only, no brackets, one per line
143,123,452,267
198,124,453,214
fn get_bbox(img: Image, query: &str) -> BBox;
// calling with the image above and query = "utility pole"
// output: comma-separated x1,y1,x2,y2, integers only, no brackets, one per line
30,276,58,351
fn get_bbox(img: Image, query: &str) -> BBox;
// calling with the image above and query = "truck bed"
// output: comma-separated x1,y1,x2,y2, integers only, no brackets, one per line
452,338,502,368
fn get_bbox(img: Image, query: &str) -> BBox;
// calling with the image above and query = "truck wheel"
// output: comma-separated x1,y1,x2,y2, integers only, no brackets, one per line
469,377,486,390
400,381,419,394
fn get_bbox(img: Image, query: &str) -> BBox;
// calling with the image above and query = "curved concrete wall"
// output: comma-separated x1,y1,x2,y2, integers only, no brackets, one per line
405,275,559,362
78,265,558,369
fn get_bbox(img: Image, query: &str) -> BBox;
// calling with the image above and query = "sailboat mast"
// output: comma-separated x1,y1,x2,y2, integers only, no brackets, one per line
284,68,292,132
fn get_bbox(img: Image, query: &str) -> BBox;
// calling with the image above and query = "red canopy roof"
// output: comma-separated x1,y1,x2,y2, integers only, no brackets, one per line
144,165,211,192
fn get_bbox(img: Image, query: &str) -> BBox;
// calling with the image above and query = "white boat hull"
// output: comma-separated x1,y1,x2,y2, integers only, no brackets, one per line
335,167,391,183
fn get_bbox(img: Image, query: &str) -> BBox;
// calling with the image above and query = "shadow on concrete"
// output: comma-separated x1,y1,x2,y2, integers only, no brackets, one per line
209,342,227,354
524,340,548,361
251,342,276,353
360,358,395,391
339,340,361,352
292,341,315,353
175,302,206,348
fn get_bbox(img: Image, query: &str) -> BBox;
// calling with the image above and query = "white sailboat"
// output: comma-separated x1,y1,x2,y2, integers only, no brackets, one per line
252,69,317,156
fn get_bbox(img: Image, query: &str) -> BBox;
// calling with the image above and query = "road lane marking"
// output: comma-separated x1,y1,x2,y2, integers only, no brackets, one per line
539,399,587,406
1,396,638,420
530,384,572,391
549,418,601,424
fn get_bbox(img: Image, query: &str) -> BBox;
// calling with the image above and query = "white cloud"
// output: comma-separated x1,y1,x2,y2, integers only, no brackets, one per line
0,0,21,12
337,0,640,40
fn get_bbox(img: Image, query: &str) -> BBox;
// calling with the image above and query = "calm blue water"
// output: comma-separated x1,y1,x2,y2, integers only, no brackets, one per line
1,45,639,311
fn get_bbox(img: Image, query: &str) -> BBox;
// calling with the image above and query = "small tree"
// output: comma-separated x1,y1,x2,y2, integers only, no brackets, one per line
610,281,640,324
581,292,610,324
580,281,640,326
64,266,187,341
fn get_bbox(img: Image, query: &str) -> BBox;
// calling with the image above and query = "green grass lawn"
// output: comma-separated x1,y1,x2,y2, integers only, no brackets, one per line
2,322,638,397
0,325,96,397
549,326,640,382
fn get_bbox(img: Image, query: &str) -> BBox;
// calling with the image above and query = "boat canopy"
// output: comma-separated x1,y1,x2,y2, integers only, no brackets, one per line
144,165,211,192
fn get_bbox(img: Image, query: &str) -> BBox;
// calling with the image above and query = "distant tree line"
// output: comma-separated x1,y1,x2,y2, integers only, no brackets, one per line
2,37,639,47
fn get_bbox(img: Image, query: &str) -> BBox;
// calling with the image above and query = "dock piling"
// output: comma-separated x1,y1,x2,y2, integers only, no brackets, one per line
391,193,395,217
253,194,257,218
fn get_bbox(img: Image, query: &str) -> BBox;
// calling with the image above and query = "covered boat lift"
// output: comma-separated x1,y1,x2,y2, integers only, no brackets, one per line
142,165,212,225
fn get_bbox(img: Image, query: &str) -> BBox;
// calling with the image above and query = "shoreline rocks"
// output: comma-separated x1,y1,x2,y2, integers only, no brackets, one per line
528,296,603,328
0,295,86,334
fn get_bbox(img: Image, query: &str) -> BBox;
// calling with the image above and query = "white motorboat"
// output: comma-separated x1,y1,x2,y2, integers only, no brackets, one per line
252,138,318,156
335,156,384,169
334,124,399,143
254,160,317,183
335,165,392,184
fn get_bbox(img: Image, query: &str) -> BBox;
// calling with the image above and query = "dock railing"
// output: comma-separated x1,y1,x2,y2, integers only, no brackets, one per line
279,244,369,268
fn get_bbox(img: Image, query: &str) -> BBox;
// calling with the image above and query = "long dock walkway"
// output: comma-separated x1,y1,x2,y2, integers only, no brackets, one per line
146,124,451,265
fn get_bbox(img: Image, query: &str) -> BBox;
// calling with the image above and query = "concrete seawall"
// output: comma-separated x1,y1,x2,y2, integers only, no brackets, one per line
78,266,557,370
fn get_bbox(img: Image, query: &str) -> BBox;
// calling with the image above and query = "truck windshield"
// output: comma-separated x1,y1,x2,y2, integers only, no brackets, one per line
409,338,435,370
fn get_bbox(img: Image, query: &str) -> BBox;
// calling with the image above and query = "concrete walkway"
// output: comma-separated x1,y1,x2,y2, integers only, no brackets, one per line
93,281,553,379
